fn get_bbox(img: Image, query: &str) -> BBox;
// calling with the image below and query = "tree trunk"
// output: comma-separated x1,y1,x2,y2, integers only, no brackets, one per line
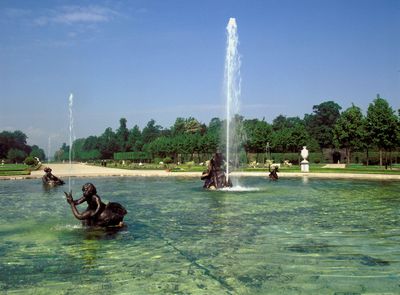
379,149,383,166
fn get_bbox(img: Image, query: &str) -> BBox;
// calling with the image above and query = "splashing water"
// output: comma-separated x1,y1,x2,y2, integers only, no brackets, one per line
68,93,74,191
220,186,260,192
224,18,241,185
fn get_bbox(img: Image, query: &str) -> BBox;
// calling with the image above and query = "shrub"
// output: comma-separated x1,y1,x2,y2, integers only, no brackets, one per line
153,157,163,164
163,156,173,164
24,156,38,166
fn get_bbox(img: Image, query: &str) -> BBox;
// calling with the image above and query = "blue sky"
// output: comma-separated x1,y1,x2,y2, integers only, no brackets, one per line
1,0,399,154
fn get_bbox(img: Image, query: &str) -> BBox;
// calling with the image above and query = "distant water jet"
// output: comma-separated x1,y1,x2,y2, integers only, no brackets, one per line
224,17,241,185
47,136,51,163
68,93,74,191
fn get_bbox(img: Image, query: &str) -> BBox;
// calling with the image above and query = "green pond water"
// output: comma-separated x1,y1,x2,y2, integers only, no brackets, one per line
0,177,399,294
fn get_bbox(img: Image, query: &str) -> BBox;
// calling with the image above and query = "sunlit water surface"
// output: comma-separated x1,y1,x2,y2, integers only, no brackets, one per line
0,177,399,294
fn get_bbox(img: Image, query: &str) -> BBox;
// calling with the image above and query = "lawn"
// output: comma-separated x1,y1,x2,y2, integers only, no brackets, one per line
89,162,400,175
0,164,32,176
244,163,400,175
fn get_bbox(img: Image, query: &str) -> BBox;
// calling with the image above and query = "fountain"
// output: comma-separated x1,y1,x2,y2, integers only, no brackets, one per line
224,17,242,186
201,18,242,190
68,93,74,191
201,18,241,190
2,177,399,293
47,136,51,163
201,152,232,189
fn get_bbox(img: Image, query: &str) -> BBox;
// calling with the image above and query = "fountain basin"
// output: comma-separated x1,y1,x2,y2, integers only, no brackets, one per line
1,177,399,294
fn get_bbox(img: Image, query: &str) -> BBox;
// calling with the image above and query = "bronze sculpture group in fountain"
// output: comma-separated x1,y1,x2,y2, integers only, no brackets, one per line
201,152,232,189
269,165,279,181
42,167,65,186
65,183,127,227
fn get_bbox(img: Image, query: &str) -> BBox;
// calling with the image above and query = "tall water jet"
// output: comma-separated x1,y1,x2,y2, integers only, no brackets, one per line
47,136,51,163
224,18,241,184
68,93,74,191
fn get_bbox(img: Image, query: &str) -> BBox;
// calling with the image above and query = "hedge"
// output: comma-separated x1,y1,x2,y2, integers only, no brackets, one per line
114,152,151,161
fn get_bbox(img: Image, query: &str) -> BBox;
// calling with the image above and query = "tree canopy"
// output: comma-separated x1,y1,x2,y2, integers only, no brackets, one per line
44,96,399,165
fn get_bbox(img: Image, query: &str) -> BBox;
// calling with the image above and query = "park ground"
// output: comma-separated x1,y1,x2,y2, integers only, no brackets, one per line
1,163,400,181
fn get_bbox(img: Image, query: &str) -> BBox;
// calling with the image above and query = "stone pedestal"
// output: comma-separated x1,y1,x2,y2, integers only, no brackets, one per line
301,160,309,172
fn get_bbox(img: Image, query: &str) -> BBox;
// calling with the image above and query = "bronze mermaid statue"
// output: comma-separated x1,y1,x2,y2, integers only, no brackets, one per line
65,183,127,227
42,167,65,186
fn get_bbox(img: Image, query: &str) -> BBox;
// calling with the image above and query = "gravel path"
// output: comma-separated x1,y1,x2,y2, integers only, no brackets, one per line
1,163,399,181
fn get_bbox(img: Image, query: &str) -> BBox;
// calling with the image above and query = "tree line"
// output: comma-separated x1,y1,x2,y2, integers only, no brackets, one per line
53,95,399,166
0,130,45,163
2,96,398,165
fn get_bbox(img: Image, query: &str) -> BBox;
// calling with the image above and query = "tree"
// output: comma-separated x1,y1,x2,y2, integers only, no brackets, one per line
7,148,27,163
99,128,118,159
0,130,31,158
83,136,100,151
204,117,222,153
30,145,46,161
128,125,143,152
171,117,205,136
142,119,162,144
305,101,342,149
148,136,173,159
171,117,186,136
333,104,365,164
243,119,272,154
116,118,129,152
272,115,302,131
184,117,205,134
366,95,399,166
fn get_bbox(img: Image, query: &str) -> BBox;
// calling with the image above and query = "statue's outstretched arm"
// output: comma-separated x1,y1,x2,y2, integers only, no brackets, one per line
73,196,86,205
65,192,92,220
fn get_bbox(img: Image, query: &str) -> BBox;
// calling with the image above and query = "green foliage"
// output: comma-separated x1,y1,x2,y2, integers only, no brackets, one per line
243,119,272,153
114,151,151,161
333,104,366,164
271,153,300,164
0,163,29,171
185,161,195,169
153,157,163,164
163,156,173,164
128,125,142,152
7,148,27,163
24,156,38,166
29,145,46,161
305,101,342,149
0,130,32,159
116,118,129,152
366,95,399,165
366,96,398,150
142,119,162,144
51,97,399,165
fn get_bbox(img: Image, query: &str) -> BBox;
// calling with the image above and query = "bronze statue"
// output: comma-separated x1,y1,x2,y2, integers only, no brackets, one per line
65,183,127,227
42,167,65,186
201,152,232,189
269,165,279,181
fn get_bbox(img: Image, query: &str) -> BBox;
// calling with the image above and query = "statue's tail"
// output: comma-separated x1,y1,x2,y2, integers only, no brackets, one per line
106,202,127,216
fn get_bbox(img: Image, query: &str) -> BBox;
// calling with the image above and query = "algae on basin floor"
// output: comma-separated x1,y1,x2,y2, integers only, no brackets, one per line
0,177,399,294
